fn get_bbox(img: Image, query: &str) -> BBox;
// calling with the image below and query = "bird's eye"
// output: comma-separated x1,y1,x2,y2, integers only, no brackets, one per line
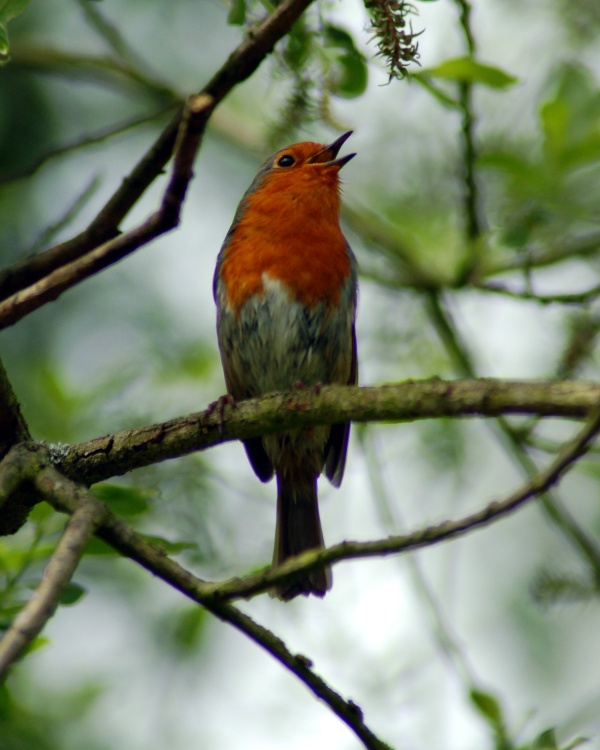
277,154,295,168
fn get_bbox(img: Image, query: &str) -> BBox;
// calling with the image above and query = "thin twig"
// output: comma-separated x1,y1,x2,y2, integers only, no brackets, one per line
10,47,177,100
76,0,155,71
0,105,178,187
0,495,104,682
453,0,483,283
482,231,600,278
477,281,600,306
359,428,477,685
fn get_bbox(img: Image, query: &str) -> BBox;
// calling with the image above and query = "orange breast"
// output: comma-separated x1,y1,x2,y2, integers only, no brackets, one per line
219,175,351,313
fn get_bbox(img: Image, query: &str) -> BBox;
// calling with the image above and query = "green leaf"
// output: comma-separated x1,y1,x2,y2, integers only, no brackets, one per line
324,24,368,99
0,0,30,63
59,582,87,606
0,0,30,22
0,683,12,719
324,24,356,50
562,130,600,168
469,688,504,726
413,74,461,109
91,484,151,516
333,53,368,99
564,737,590,750
541,99,569,155
532,728,559,749
21,634,50,658
425,57,518,89
139,533,196,554
227,0,245,25
169,606,208,656
0,24,8,61
84,537,121,556
285,20,311,68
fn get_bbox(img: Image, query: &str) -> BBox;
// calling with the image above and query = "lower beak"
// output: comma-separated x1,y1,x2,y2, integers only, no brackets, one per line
307,131,356,168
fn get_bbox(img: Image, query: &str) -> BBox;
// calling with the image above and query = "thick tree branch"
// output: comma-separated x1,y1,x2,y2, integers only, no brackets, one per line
0,0,316,305
55,378,600,486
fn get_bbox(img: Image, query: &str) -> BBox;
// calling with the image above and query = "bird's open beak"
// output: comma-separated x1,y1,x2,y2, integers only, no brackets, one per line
307,131,356,169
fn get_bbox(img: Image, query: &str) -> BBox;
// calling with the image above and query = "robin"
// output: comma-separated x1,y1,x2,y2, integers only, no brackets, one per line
213,131,357,600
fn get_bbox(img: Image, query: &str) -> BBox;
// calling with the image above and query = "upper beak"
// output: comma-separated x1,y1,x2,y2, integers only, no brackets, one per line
307,131,356,169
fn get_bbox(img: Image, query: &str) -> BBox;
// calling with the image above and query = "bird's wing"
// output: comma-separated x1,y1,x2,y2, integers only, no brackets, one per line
324,322,357,487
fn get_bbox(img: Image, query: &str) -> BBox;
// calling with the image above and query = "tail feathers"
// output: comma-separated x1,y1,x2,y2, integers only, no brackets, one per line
270,473,332,601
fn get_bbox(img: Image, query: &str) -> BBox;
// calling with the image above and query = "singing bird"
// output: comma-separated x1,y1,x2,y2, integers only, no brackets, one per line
213,131,357,600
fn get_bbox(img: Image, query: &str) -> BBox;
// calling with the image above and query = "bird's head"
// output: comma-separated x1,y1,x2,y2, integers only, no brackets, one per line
247,131,355,205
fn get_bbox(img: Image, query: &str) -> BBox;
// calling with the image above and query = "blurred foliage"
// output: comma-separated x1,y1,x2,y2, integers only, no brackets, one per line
481,63,600,253
266,15,369,144
0,0,30,63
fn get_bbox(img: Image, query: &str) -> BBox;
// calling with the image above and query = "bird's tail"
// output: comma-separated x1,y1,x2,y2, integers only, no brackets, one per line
270,471,332,601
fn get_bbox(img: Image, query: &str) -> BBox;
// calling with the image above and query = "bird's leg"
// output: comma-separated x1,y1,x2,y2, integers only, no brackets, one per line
206,394,236,438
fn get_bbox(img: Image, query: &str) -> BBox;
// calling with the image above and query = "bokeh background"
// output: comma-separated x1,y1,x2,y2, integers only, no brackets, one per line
2,0,600,748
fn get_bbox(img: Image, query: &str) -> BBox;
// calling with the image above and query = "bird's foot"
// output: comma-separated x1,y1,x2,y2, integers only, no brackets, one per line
206,394,236,438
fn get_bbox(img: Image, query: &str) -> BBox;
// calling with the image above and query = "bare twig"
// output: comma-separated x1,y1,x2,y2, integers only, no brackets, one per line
55,378,600,487
76,0,155,71
0,0,317,304
22,178,102,256
453,0,483,283
477,281,600,306
359,428,477,684
0,105,178,187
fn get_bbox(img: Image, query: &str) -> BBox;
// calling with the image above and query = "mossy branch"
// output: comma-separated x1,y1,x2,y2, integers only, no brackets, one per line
55,378,600,486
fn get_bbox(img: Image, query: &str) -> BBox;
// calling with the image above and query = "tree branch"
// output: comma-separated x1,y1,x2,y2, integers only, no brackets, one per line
0,490,104,681
55,378,600,486
0,443,391,749
205,403,600,601
0,0,317,304
453,0,484,284
0,93,214,330
0,357,33,534
425,292,600,581
476,281,600,306
2,399,597,745
0,105,178,187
